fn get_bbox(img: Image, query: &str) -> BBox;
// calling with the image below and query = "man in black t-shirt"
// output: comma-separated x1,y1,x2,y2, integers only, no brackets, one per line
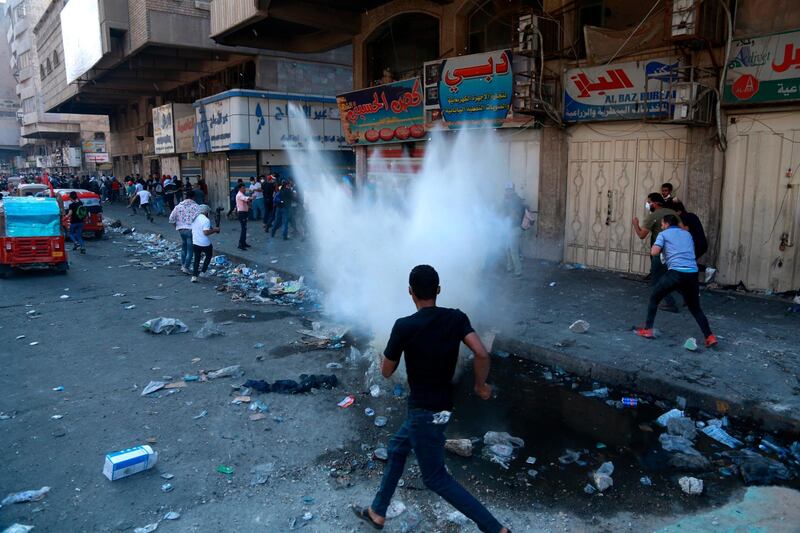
353,265,510,533
66,191,87,254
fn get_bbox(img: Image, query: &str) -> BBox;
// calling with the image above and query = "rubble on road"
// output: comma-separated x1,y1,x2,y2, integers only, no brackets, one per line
592,461,614,492
445,438,473,457
678,476,703,495
244,374,338,394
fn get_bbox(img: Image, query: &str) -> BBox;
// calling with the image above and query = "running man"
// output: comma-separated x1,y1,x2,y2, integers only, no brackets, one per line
636,215,717,347
353,265,511,533
190,204,220,283
66,191,87,254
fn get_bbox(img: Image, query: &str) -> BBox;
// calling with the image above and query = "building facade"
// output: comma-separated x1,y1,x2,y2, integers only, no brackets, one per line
210,0,800,292
38,0,354,209
5,0,109,175
0,8,22,174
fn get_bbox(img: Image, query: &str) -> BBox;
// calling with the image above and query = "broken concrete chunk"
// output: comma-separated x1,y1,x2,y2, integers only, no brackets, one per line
445,439,473,458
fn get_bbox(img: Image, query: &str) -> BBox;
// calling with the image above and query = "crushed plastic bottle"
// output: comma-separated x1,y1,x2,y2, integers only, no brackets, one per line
1,486,51,506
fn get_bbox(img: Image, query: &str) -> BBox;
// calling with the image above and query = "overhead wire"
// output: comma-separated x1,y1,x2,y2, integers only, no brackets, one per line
603,0,663,66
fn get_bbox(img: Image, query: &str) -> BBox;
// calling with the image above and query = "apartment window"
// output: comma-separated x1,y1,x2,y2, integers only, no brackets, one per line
40,64,46,80
22,97,35,114
17,51,31,69
46,59,52,75
15,2,27,21
53,50,59,67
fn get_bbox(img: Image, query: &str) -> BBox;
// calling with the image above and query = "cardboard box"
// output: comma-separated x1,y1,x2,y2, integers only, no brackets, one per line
103,445,158,481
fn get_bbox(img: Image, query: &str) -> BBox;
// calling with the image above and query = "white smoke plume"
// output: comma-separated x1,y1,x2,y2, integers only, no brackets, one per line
287,110,513,344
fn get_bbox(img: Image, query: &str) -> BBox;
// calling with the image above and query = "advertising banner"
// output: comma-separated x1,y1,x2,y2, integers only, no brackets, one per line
336,79,425,145
724,30,800,104
61,0,103,84
423,49,519,129
85,153,109,163
81,139,106,153
563,57,680,122
175,113,196,154
194,90,344,152
153,104,175,155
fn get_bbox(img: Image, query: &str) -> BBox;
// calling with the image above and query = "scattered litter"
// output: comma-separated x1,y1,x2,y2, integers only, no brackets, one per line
163,512,180,520
103,445,158,481
124,305,136,310
678,476,703,495
245,374,337,394
484,431,525,448
1,487,51,506
253,343,265,349
568,319,590,333
656,408,684,427
558,449,582,465
526,456,537,465
216,465,234,475
142,318,188,335
374,416,388,427
483,432,524,469
527,469,538,478
50,415,63,420
373,448,389,462
683,337,698,351
2,524,34,533
364,408,375,417
667,417,698,441
660,434,702,456
232,396,251,404
192,410,208,420
52,386,64,392
145,295,166,300
326,362,343,370
249,413,268,421
702,425,743,448
621,397,638,407
386,500,406,519
160,473,174,480
592,461,614,492
194,320,225,339
583,483,597,495
432,411,451,425
250,463,274,485
59,295,69,300
549,282,556,287
249,400,269,413
338,395,355,408
141,381,167,396
393,384,405,397
133,523,158,533
445,439,474,457
580,387,608,399
164,381,185,389
15,335,25,340
160,483,173,493
640,476,652,486
724,449,791,485
28,342,39,346
369,385,381,397
208,365,242,380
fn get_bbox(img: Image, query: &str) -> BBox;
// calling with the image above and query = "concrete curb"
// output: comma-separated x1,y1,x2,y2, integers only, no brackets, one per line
494,336,800,434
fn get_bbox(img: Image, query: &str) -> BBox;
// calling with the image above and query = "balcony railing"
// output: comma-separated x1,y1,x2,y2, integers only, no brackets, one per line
210,0,263,39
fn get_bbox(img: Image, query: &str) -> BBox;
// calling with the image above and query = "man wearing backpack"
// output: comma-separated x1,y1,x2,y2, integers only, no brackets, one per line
67,191,87,254
151,176,166,216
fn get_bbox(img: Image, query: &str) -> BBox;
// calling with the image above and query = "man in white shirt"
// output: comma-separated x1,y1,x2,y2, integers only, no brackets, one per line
168,190,200,274
190,204,220,282
130,187,154,222
249,176,264,221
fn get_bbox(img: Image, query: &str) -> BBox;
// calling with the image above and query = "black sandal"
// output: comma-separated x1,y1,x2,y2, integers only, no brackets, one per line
352,505,384,530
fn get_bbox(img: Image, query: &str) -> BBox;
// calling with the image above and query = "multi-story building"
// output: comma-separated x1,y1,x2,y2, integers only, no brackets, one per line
0,8,22,174
5,0,109,175
38,0,353,209
210,0,800,292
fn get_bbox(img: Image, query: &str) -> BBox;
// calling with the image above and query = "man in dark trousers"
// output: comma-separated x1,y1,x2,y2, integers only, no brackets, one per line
66,191,87,254
235,183,252,250
633,193,681,312
353,265,511,533
636,215,717,347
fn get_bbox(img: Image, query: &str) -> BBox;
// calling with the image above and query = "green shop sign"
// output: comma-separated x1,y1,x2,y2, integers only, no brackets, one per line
725,29,800,104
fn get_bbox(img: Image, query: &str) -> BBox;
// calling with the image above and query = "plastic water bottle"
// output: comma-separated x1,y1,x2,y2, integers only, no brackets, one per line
621,397,638,407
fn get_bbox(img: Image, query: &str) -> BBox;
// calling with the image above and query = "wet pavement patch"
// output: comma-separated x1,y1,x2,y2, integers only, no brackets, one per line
335,353,799,519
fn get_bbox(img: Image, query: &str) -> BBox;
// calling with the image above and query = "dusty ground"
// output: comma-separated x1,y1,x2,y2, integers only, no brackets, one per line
1,210,798,532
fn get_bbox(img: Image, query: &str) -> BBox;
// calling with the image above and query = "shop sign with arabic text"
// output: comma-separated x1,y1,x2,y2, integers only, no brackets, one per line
724,30,800,104
564,57,681,122
336,79,425,145
424,49,517,129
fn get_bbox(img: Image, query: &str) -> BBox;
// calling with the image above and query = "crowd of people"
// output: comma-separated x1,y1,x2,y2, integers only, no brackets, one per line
229,174,305,251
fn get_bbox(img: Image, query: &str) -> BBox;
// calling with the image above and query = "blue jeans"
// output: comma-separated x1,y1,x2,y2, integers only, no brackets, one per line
152,195,165,215
251,197,265,220
271,207,292,239
371,409,504,533
650,254,676,307
178,229,193,269
69,222,85,250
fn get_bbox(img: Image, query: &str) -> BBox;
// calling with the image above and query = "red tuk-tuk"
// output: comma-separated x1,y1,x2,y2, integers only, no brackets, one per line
0,196,68,277
55,189,105,238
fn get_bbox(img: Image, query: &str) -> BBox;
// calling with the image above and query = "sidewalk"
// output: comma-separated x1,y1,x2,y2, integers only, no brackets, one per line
104,203,800,432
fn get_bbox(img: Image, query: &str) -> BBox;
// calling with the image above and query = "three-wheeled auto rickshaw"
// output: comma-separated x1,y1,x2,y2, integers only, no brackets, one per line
0,196,68,277
54,189,105,238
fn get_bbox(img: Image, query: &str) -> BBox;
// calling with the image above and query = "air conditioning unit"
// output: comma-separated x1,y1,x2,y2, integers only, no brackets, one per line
672,82,713,123
669,0,726,44
515,13,539,55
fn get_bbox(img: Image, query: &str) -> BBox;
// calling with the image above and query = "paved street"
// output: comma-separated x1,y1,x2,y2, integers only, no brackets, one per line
1,215,799,532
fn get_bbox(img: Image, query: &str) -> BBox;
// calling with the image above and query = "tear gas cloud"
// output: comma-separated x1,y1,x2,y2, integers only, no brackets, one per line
288,113,513,343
